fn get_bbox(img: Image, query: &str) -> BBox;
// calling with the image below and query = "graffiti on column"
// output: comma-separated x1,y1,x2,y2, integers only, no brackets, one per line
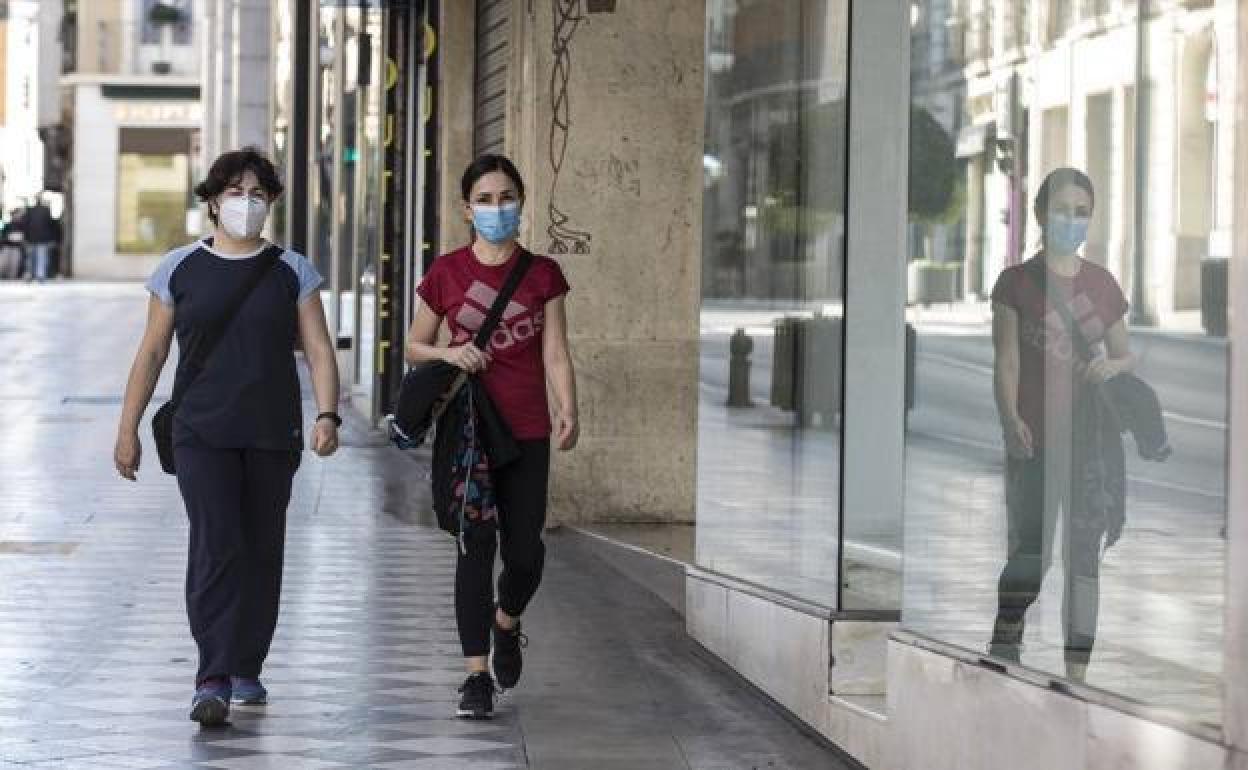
547,0,593,255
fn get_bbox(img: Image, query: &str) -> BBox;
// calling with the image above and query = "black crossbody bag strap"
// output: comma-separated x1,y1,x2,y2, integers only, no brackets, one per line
472,249,535,350
431,250,536,423
1030,260,1128,438
170,245,282,408
1030,260,1094,362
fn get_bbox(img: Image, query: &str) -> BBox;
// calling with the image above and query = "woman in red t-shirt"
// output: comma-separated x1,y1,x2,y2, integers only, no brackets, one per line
404,155,578,719
987,167,1133,682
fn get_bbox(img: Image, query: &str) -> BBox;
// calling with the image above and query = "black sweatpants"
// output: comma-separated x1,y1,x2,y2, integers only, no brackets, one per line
455,439,550,657
174,443,300,684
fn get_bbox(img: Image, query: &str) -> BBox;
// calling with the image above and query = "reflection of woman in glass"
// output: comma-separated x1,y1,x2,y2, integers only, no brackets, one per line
988,168,1131,681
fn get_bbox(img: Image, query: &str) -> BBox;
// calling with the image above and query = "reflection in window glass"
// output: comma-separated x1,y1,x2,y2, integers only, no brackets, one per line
116,128,191,255
905,0,1229,727
698,0,848,607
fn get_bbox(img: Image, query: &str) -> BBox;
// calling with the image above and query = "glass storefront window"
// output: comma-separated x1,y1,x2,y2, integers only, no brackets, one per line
116,127,191,255
698,0,849,606
905,0,1229,727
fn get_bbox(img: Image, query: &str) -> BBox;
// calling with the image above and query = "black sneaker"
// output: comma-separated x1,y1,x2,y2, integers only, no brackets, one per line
986,641,1022,663
456,672,496,719
491,618,528,689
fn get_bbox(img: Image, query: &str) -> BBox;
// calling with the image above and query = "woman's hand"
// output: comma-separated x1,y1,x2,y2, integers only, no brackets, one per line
1003,416,1034,460
311,417,339,457
114,431,142,481
1083,356,1122,385
554,410,579,451
444,343,492,373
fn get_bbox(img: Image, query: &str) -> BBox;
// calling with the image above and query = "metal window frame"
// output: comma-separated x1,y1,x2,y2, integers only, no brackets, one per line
1225,4,1248,745
838,0,911,613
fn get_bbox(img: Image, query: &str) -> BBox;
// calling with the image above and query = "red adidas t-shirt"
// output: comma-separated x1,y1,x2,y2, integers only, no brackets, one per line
991,256,1128,447
416,246,570,440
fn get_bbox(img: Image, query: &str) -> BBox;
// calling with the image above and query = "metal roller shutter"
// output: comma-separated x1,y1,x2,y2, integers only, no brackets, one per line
474,0,509,157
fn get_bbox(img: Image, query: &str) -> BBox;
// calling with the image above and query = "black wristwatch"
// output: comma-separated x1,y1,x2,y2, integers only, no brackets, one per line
316,411,343,428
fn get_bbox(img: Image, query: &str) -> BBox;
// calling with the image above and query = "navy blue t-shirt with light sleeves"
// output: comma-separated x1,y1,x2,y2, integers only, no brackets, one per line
145,239,324,452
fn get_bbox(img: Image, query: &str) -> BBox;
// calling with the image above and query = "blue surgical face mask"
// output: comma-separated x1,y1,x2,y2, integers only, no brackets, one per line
1045,213,1090,256
472,202,521,244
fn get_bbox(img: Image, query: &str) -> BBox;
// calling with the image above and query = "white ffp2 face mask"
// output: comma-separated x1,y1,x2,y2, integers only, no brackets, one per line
218,196,269,240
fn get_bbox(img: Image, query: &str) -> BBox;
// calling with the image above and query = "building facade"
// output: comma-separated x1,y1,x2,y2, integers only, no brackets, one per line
0,0,48,216
45,0,203,280
201,1,1247,768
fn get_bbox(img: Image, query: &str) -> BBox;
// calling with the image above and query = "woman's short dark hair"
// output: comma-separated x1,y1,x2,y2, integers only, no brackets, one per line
461,154,526,202
1034,167,1095,223
194,147,285,224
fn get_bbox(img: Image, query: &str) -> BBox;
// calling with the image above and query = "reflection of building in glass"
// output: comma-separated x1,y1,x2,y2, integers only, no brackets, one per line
911,0,1235,329
703,0,848,302
41,0,202,279
698,0,852,632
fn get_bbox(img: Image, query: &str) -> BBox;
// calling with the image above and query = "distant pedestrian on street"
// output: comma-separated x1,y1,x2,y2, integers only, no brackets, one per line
404,154,579,719
113,148,341,726
988,167,1132,682
22,193,59,282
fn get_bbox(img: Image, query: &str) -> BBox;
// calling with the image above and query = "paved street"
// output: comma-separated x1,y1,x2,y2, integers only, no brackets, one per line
0,283,853,769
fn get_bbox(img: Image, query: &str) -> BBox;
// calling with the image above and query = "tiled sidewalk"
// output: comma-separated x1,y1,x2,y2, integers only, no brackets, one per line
0,285,525,768
0,283,852,769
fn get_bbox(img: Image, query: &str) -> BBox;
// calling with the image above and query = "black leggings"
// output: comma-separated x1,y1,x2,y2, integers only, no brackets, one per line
991,451,1106,665
455,439,551,657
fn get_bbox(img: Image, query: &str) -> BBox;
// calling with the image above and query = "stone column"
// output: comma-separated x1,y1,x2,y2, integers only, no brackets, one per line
436,0,476,256
199,0,218,168
218,0,235,158
202,0,235,167
508,1,705,524
231,0,272,152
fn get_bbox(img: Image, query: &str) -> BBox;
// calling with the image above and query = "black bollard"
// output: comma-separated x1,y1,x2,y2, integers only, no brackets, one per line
727,327,754,408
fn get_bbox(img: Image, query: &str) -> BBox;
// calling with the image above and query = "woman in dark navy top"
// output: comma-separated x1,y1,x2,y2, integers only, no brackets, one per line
406,155,578,720
114,148,341,725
